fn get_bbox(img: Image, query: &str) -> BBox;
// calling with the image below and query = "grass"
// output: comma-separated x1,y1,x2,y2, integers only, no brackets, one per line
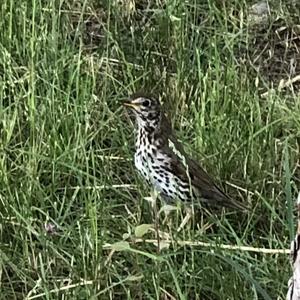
0,0,299,299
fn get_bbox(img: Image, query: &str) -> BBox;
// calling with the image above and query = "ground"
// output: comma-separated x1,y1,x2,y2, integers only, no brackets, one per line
0,0,300,299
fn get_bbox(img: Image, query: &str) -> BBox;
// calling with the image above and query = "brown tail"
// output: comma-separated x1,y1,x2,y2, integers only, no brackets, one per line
224,196,249,212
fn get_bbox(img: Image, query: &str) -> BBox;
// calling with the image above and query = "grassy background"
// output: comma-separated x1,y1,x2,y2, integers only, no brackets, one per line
0,0,299,299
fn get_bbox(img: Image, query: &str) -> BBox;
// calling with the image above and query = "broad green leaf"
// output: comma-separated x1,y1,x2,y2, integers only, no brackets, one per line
135,224,152,238
110,241,130,251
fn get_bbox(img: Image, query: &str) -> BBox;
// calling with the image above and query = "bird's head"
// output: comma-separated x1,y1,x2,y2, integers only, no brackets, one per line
123,94,161,129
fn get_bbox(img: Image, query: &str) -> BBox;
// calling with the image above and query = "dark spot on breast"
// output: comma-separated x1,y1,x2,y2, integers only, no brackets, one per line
157,178,163,183
145,125,154,134
162,188,169,195
148,112,159,121
152,148,157,157
163,166,171,172
147,134,153,144
178,193,187,201
157,170,164,176
153,176,162,183
148,113,154,120
162,170,169,177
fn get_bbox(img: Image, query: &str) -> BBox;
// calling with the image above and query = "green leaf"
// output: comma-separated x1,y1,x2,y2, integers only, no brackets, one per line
126,275,144,281
122,232,131,240
135,224,152,238
110,241,131,252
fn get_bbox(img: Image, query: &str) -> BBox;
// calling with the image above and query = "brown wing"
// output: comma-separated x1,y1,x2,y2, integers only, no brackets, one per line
159,114,247,210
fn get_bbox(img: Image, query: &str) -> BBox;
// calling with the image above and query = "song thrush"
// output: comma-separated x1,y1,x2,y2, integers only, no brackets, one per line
123,93,247,211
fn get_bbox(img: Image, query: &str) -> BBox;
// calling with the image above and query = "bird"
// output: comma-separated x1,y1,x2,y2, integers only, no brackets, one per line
123,93,247,211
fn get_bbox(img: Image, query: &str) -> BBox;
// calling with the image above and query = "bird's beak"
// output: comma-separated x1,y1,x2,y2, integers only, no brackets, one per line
123,100,141,111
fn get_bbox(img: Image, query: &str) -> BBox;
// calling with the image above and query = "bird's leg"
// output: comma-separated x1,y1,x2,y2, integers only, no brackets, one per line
149,189,160,252
177,205,194,232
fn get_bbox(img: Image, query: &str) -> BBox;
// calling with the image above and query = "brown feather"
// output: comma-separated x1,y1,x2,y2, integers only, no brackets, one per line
158,113,247,211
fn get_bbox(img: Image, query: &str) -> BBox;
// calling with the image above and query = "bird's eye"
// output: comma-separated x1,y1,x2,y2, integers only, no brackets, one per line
143,99,151,107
